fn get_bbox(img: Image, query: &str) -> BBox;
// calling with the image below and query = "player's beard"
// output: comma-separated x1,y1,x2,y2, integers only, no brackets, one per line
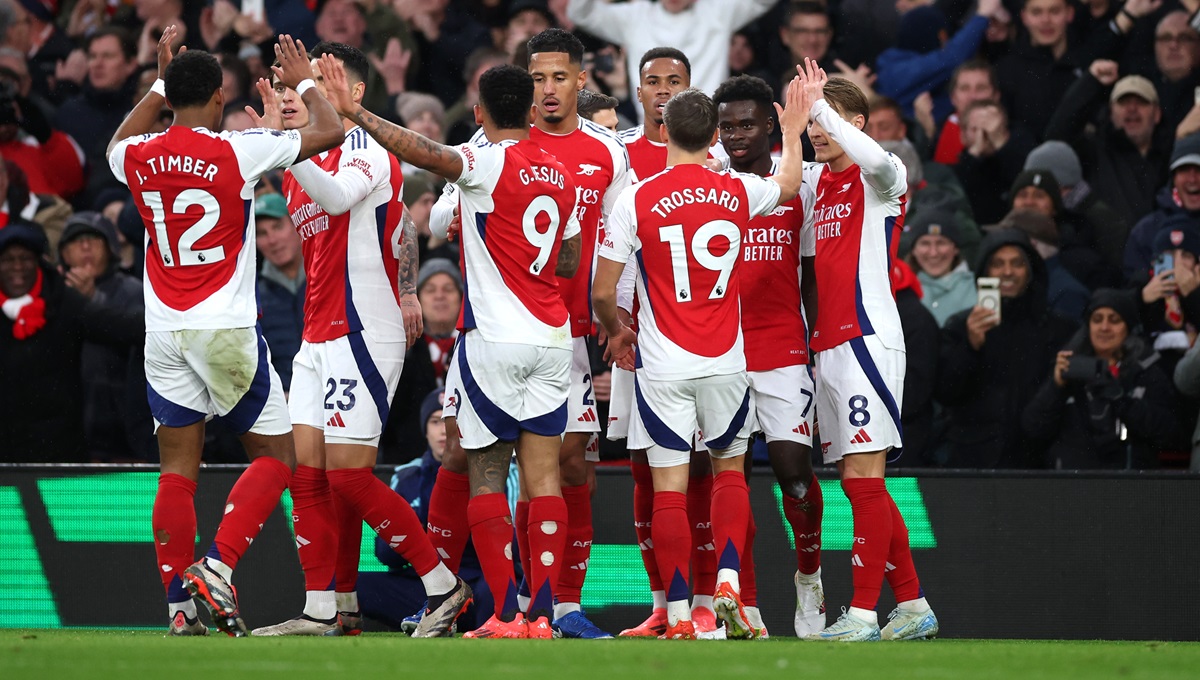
542,110,565,124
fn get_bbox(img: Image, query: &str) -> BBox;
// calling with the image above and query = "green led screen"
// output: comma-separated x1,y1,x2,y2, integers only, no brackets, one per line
772,479,937,550
0,486,61,627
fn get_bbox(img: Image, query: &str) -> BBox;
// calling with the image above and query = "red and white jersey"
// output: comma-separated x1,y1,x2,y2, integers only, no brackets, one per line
740,159,816,372
600,164,780,380
451,138,581,349
618,125,727,181
108,126,301,331
805,99,907,353
283,127,406,344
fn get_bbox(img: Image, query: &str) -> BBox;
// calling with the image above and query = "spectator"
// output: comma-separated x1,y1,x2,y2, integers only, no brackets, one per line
885,138,982,265
405,0,492,107
254,193,304,393
999,207,1092,320
728,28,773,84
1045,63,1172,226
776,1,838,96
905,208,977,327
1138,221,1200,354
955,99,1036,224
1007,168,1111,289
1023,288,1176,469
0,47,85,199
380,258,462,463
937,228,1078,468
891,258,940,465
0,223,143,462
404,171,457,264
499,0,555,59
1124,133,1200,280
874,0,995,122
396,92,446,175
932,59,999,165
3,156,72,254
566,0,775,116
443,46,509,145
53,27,140,207
1147,11,1200,136
1172,338,1200,471
2,0,70,101
314,0,413,115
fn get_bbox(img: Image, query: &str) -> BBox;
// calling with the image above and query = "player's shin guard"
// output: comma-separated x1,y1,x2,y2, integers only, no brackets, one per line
468,492,518,618
331,486,362,595
514,499,532,599
783,473,823,575
630,460,663,592
427,468,471,573
884,494,922,603
842,477,892,611
652,491,691,623
710,471,750,582
526,495,567,619
154,473,197,603
687,474,716,597
326,467,440,576
291,465,337,592
557,484,592,604
741,512,758,607
207,456,291,570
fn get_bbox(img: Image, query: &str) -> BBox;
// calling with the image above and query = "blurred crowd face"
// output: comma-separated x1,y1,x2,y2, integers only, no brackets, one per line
950,68,996,117
1173,165,1200,211
88,34,137,91
986,245,1031,298
1155,12,1200,82
1012,185,1056,217
426,408,446,461
1022,0,1073,51
255,214,302,274
729,33,755,73
659,0,697,13
507,9,552,47
316,0,367,48
61,233,110,274
866,107,906,142
3,2,31,54
0,51,31,97
638,57,690,125
418,272,462,331
408,190,436,236
406,110,444,143
912,233,959,278
1088,307,1128,360
0,244,38,298
781,11,832,64
1111,94,1160,147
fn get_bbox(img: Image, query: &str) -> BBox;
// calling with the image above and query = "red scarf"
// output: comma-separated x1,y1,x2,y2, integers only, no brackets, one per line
1,268,46,339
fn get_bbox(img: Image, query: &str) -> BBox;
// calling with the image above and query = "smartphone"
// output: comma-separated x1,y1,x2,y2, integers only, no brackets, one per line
1194,85,1200,105
1154,252,1174,280
593,52,615,74
977,277,1001,322
1064,355,1103,383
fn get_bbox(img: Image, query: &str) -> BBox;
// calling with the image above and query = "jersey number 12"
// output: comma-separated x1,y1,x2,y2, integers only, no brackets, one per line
142,189,225,267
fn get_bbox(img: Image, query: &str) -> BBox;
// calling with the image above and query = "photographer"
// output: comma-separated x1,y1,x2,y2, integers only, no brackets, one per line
0,49,85,199
1022,290,1176,469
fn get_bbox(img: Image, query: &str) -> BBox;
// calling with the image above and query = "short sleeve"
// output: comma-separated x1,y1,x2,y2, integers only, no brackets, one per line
227,128,302,180
107,135,149,185
737,172,783,217
598,188,636,264
453,143,502,191
799,180,816,257
563,197,582,241
602,140,633,217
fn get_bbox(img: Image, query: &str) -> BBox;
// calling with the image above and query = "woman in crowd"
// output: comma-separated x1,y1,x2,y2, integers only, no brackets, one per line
905,208,975,327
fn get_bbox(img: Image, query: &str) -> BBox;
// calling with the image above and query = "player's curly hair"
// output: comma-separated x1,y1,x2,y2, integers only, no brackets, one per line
311,41,370,86
164,50,223,110
527,28,584,65
479,64,535,130
663,88,717,153
712,74,775,109
639,47,691,77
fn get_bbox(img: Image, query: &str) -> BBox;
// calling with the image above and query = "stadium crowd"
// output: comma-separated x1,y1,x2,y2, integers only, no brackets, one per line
2,0,1200,476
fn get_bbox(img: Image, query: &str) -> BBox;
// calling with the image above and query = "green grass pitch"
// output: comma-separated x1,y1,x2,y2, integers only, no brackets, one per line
2,630,1198,680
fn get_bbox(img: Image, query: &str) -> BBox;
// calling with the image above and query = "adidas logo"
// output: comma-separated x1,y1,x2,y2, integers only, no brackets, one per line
577,409,597,423
327,412,347,428
851,554,865,567
793,422,811,436
850,428,872,445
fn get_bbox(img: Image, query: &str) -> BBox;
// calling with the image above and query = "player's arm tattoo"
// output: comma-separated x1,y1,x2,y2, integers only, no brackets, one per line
556,233,582,277
468,441,513,496
398,209,419,297
350,107,464,180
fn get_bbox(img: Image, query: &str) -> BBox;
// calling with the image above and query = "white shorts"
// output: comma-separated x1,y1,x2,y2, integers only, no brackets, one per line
813,335,904,464
629,371,753,468
566,337,600,434
446,330,571,450
606,365,634,441
289,331,405,446
748,364,815,446
145,326,290,436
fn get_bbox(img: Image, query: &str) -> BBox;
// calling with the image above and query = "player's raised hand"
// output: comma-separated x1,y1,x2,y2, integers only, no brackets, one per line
316,54,357,117
797,57,828,108
156,24,184,81
775,76,807,141
246,78,284,129
272,35,312,91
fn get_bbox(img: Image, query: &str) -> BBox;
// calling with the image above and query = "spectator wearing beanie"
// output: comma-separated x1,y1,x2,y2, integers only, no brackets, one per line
999,208,1091,320
884,138,982,266
1138,221,1200,357
396,93,447,177
1008,168,1112,289
904,208,977,327
1025,140,1129,272
937,228,1078,468
1125,133,1200,280
403,170,457,264
1023,289,1176,469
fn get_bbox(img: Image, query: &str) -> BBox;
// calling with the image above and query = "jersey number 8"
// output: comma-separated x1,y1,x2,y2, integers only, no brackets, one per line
142,189,224,267
659,220,740,302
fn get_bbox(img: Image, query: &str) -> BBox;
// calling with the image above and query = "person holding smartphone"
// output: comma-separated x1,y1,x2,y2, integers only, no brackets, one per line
937,228,1078,468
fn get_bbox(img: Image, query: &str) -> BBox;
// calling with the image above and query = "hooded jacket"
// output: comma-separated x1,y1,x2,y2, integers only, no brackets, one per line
937,229,1079,467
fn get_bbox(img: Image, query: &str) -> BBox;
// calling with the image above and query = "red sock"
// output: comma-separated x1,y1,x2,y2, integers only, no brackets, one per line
884,494,922,603
741,512,758,607
526,495,567,617
291,465,337,591
782,474,823,575
687,474,716,597
208,457,291,570
710,470,750,576
842,477,892,611
630,460,662,591
427,468,471,573
468,493,517,618
327,467,439,576
557,484,592,604
331,485,362,594
153,473,196,602
514,500,532,595
652,491,690,605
